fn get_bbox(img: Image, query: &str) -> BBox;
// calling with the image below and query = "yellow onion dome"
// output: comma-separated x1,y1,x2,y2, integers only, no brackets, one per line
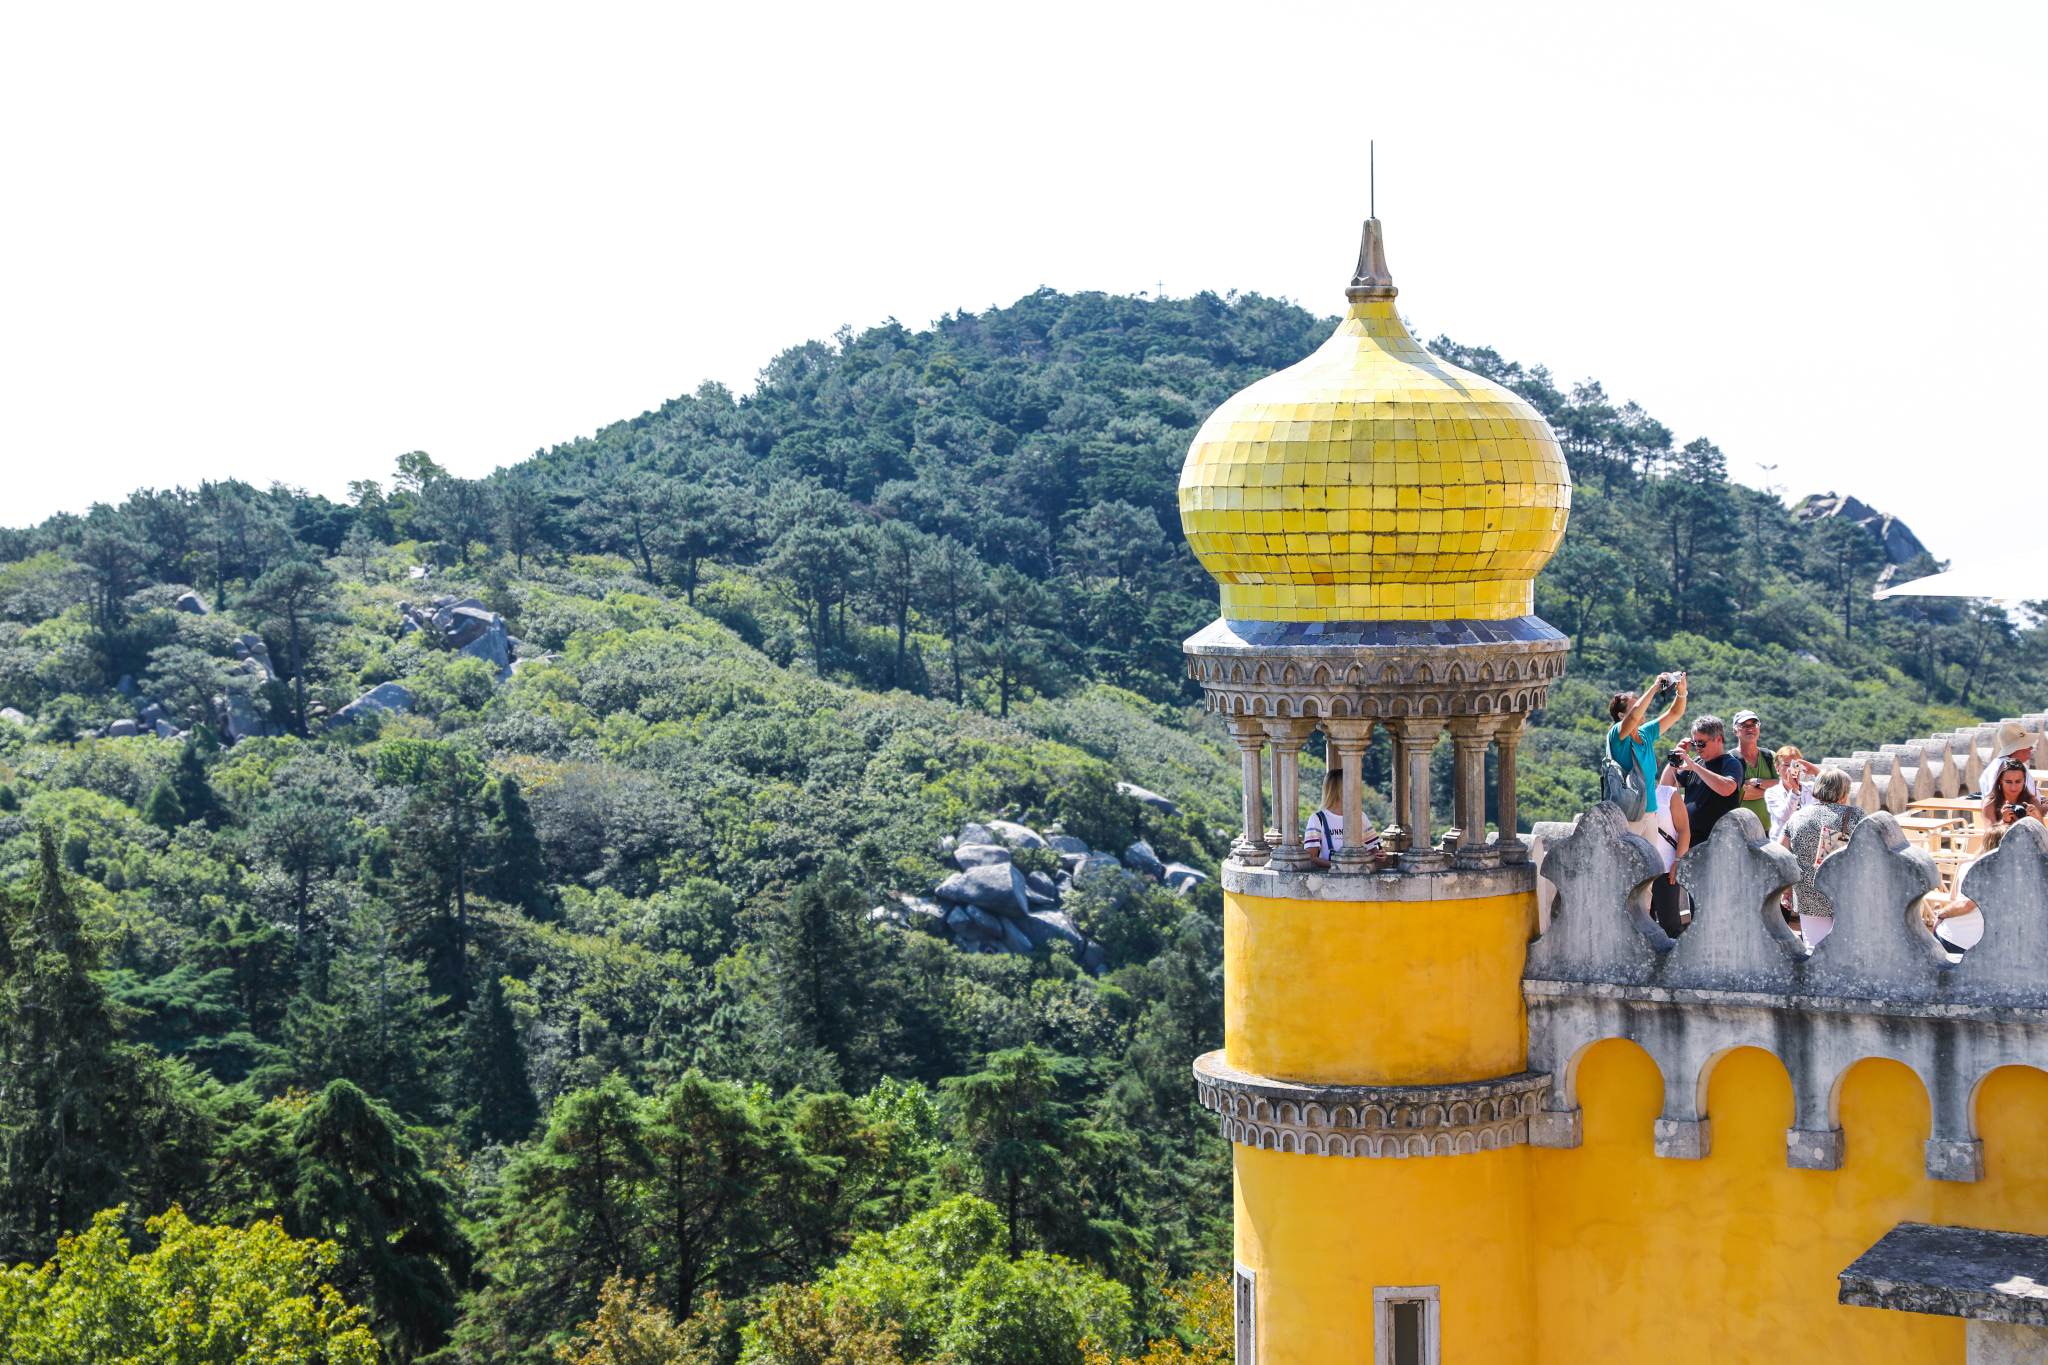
1177,220,1571,622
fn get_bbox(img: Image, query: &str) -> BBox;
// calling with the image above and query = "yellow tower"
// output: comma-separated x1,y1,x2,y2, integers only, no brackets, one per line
1180,221,1571,1365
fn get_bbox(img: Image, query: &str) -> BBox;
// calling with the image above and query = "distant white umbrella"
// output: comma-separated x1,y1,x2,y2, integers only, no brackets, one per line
1874,552,2048,604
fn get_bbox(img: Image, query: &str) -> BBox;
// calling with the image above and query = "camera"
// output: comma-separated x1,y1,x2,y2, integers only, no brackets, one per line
2007,802,2027,821
1668,749,1687,770
1648,673,1682,712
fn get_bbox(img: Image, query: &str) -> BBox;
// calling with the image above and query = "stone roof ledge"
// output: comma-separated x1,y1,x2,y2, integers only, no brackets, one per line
1840,1222,2048,1325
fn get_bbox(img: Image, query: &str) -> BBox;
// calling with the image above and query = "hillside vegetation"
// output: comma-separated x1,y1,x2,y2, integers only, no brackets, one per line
0,284,2039,1360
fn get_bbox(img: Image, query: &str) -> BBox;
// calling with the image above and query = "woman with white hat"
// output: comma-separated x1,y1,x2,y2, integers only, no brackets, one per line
1979,721,2039,801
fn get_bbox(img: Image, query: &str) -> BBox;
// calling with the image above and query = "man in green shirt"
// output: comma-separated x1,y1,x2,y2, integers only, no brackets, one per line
1731,709,1778,829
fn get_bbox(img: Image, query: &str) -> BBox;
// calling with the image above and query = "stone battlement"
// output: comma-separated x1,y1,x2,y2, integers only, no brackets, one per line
1525,803,2048,1180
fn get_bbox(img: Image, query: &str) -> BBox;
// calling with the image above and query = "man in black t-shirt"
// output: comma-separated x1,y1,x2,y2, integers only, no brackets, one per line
1675,714,1745,844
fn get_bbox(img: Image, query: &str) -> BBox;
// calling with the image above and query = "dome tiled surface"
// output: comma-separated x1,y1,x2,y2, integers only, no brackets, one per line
1177,238,1571,622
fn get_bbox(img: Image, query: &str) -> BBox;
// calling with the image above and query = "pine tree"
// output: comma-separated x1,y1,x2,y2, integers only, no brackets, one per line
214,1080,467,1362
141,778,186,830
454,974,539,1150
167,735,221,829
0,830,138,1256
482,774,551,918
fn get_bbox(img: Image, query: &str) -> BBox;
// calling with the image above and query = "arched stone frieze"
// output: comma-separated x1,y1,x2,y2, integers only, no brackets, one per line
1194,1051,1550,1160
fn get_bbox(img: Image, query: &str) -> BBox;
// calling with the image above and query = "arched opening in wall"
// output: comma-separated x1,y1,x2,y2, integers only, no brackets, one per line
1972,1065,2048,1201
1833,1057,1930,1174
1569,1037,1663,1153
1700,1047,1793,1163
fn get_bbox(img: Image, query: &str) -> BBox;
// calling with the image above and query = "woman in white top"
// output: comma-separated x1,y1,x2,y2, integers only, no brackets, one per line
1766,745,1816,844
1649,756,1691,937
1303,768,1388,868
1921,826,2003,954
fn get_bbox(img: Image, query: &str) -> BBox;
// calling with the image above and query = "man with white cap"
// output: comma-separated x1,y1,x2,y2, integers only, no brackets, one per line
1731,709,1778,829
1975,721,2040,801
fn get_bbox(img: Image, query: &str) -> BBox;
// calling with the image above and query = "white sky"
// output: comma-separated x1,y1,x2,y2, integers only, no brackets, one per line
2,1,2038,564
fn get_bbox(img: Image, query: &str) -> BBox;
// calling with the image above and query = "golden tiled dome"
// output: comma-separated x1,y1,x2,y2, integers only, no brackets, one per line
1177,220,1571,621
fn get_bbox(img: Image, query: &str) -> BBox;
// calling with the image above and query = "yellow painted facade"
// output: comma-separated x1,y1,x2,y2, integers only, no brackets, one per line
1223,890,1528,1086
1176,285,1571,622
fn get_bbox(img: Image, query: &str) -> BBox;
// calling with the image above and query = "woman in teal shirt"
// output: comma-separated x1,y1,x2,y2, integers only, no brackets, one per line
1606,673,1688,839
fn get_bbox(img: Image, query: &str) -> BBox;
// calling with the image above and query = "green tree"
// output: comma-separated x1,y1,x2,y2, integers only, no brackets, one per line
0,1204,378,1365
497,478,558,574
453,974,539,1150
942,1047,1090,1259
481,773,551,918
251,782,358,947
144,643,244,733
0,830,137,1257
915,536,985,704
276,906,447,1119
382,741,492,1004
869,519,932,690
1804,516,1885,643
758,858,887,1090
1541,540,1628,658
238,559,341,735
640,1071,811,1322
455,1076,653,1364
141,777,186,830
214,1081,467,1361
969,567,1063,718
581,470,681,581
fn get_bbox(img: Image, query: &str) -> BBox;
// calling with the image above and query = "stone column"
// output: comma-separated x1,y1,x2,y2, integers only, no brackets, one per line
1265,740,1283,847
1390,716,1447,871
1264,720,1319,872
1495,714,1528,864
1321,717,1377,870
1449,717,1500,869
1383,724,1411,854
1226,716,1270,865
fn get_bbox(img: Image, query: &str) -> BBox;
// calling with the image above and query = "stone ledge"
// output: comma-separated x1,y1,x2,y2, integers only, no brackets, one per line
1840,1222,2048,1324
1192,1050,1550,1159
1524,977,2048,1026
1224,861,1536,903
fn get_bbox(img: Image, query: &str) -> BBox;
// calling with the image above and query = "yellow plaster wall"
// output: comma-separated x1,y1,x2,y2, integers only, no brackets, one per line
1224,889,1529,1084
1529,1043,2048,1363
1234,1141,1535,1365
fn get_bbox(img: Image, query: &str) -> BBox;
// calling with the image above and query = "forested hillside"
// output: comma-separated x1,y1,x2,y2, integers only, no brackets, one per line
0,285,2040,1361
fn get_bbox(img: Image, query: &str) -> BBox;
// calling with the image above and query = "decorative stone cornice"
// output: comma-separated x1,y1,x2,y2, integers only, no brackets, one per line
1222,860,1536,902
1183,616,1566,722
1193,1051,1549,1158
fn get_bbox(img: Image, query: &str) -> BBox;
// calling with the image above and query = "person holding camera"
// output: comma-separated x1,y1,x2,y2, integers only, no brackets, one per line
1674,716,1745,845
1766,744,1817,844
1649,750,1693,937
1607,672,1688,841
1981,758,2044,829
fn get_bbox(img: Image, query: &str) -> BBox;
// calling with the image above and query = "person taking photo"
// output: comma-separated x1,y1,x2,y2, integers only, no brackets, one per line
1606,672,1688,842
1675,715,1745,845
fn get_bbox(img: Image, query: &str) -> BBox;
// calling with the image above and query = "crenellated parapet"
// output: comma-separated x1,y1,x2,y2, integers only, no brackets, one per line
1524,804,2048,1180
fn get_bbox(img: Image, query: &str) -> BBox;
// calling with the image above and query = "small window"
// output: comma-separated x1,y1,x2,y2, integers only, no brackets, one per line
1373,1286,1439,1365
1233,1263,1256,1365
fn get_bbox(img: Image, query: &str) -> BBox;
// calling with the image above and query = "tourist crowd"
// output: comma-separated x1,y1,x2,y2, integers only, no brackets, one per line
1281,672,2038,961
1604,677,2042,954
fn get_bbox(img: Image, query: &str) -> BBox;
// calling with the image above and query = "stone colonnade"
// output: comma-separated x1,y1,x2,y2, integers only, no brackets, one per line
1225,713,1529,873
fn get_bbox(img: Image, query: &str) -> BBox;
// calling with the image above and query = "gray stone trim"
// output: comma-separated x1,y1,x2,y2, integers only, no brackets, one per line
1192,1051,1548,1158
1222,861,1536,903
1182,616,1566,724
1788,1127,1845,1170
1839,1222,2048,1324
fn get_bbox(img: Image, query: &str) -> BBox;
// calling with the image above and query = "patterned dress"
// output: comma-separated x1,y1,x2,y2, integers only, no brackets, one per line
1784,801,1866,921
